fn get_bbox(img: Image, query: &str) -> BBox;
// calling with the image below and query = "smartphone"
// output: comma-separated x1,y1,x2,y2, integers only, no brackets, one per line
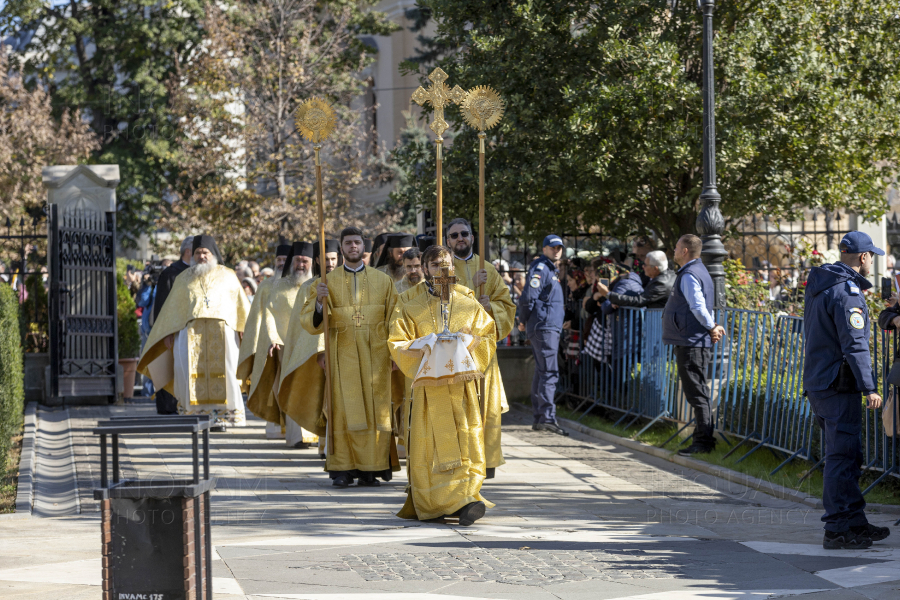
882,277,893,301
600,278,610,287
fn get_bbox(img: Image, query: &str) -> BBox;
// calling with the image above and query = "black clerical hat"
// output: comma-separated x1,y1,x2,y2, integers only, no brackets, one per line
386,233,416,249
372,232,392,254
364,238,373,253
416,235,436,253
275,244,291,257
313,239,341,277
191,234,223,264
281,241,316,278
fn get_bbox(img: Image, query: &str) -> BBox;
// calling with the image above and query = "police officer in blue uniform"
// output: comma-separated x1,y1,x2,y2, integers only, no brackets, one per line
804,231,890,549
518,235,569,436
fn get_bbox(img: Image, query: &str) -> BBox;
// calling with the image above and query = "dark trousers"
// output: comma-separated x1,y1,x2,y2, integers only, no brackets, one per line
155,388,178,415
530,329,560,424
674,345,715,448
807,389,868,532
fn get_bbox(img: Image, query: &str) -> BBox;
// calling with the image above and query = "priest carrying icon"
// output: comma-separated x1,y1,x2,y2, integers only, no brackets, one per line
389,244,496,525
138,234,251,430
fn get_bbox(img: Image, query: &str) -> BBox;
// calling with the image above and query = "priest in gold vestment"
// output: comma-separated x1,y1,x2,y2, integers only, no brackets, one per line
300,228,400,487
446,218,515,476
389,245,496,525
246,242,318,446
139,235,250,429
238,243,290,438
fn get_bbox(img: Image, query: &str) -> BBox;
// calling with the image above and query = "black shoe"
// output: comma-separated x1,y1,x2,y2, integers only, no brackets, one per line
210,425,227,433
824,530,873,550
677,444,714,457
457,501,486,526
332,474,352,488
357,478,381,487
535,422,570,436
532,424,540,431
293,441,311,449
851,524,891,542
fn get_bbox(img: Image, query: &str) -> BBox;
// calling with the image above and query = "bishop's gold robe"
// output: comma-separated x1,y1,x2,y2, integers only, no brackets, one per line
453,254,516,470
389,284,496,520
276,278,327,437
139,265,250,424
300,266,400,473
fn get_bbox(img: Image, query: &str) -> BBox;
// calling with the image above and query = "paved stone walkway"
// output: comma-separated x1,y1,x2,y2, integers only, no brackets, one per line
0,403,898,599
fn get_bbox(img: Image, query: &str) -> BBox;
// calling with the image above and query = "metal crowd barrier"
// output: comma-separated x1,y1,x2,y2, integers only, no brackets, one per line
564,305,900,497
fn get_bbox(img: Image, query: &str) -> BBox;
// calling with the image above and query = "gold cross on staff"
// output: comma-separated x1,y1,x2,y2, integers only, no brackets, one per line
433,265,457,303
353,310,365,327
411,68,466,139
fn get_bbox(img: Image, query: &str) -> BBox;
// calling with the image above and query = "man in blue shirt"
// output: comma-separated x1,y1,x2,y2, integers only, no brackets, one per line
519,235,569,436
662,234,725,456
803,231,889,549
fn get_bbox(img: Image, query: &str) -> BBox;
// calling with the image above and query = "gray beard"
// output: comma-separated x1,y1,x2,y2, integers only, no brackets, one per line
188,259,217,278
290,269,311,287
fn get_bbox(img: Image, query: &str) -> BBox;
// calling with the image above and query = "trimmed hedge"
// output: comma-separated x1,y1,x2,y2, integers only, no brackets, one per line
0,284,24,470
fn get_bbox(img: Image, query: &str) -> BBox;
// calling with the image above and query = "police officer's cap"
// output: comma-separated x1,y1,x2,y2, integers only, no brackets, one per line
543,235,564,248
840,231,885,256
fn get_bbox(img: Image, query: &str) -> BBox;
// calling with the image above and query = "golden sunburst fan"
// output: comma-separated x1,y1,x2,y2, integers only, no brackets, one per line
461,86,504,132
296,97,337,143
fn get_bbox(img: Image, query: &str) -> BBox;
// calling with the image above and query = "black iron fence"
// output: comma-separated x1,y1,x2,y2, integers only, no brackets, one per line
0,211,49,352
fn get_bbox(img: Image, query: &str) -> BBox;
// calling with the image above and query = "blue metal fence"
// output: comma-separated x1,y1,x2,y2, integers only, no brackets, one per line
565,305,900,494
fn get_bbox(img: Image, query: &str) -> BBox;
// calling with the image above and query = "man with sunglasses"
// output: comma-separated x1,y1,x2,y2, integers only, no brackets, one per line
446,217,517,475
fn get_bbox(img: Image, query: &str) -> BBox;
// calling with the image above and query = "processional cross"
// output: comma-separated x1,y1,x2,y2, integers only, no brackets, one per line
411,68,466,246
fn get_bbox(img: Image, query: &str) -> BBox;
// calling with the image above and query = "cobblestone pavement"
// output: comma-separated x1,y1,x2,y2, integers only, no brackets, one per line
0,402,898,600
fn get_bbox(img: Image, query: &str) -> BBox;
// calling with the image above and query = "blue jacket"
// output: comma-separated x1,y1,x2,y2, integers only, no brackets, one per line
803,262,875,394
136,282,156,334
518,255,565,335
662,259,715,347
601,272,643,316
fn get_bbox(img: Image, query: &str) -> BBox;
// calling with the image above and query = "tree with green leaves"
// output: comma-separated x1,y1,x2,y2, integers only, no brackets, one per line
165,0,399,262
0,0,207,240
391,0,900,250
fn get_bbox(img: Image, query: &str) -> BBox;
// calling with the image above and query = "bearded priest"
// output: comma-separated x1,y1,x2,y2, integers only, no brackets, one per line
389,245,496,525
139,235,250,430
245,242,317,446
238,242,291,438
300,228,400,488
376,233,415,284
277,240,339,449
445,217,515,478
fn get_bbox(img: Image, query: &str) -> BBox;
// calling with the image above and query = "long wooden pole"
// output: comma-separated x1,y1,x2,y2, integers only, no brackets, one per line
477,132,487,422
478,132,486,299
314,144,334,457
436,139,443,246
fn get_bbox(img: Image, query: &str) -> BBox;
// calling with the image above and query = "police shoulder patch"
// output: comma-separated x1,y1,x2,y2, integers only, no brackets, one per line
536,263,545,271
530,277,541,288
849,306,864,314
849,312,865,330
847,282,860,295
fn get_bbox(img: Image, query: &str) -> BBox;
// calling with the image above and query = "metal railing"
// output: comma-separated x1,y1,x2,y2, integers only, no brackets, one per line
564,305,900,496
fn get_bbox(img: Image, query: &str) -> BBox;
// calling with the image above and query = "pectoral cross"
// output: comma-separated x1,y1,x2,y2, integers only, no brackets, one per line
411,68,466,139
353,310,365,327
203,297,210,308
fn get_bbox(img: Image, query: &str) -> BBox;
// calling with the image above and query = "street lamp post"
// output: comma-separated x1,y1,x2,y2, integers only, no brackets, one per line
694,0,727,308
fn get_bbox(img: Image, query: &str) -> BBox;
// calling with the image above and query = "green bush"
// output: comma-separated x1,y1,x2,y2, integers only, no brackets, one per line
17,274,48,353
116,272,141,359
0,284,24,471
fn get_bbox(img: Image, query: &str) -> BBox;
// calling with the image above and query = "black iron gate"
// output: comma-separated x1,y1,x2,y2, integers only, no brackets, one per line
48,203,118,401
